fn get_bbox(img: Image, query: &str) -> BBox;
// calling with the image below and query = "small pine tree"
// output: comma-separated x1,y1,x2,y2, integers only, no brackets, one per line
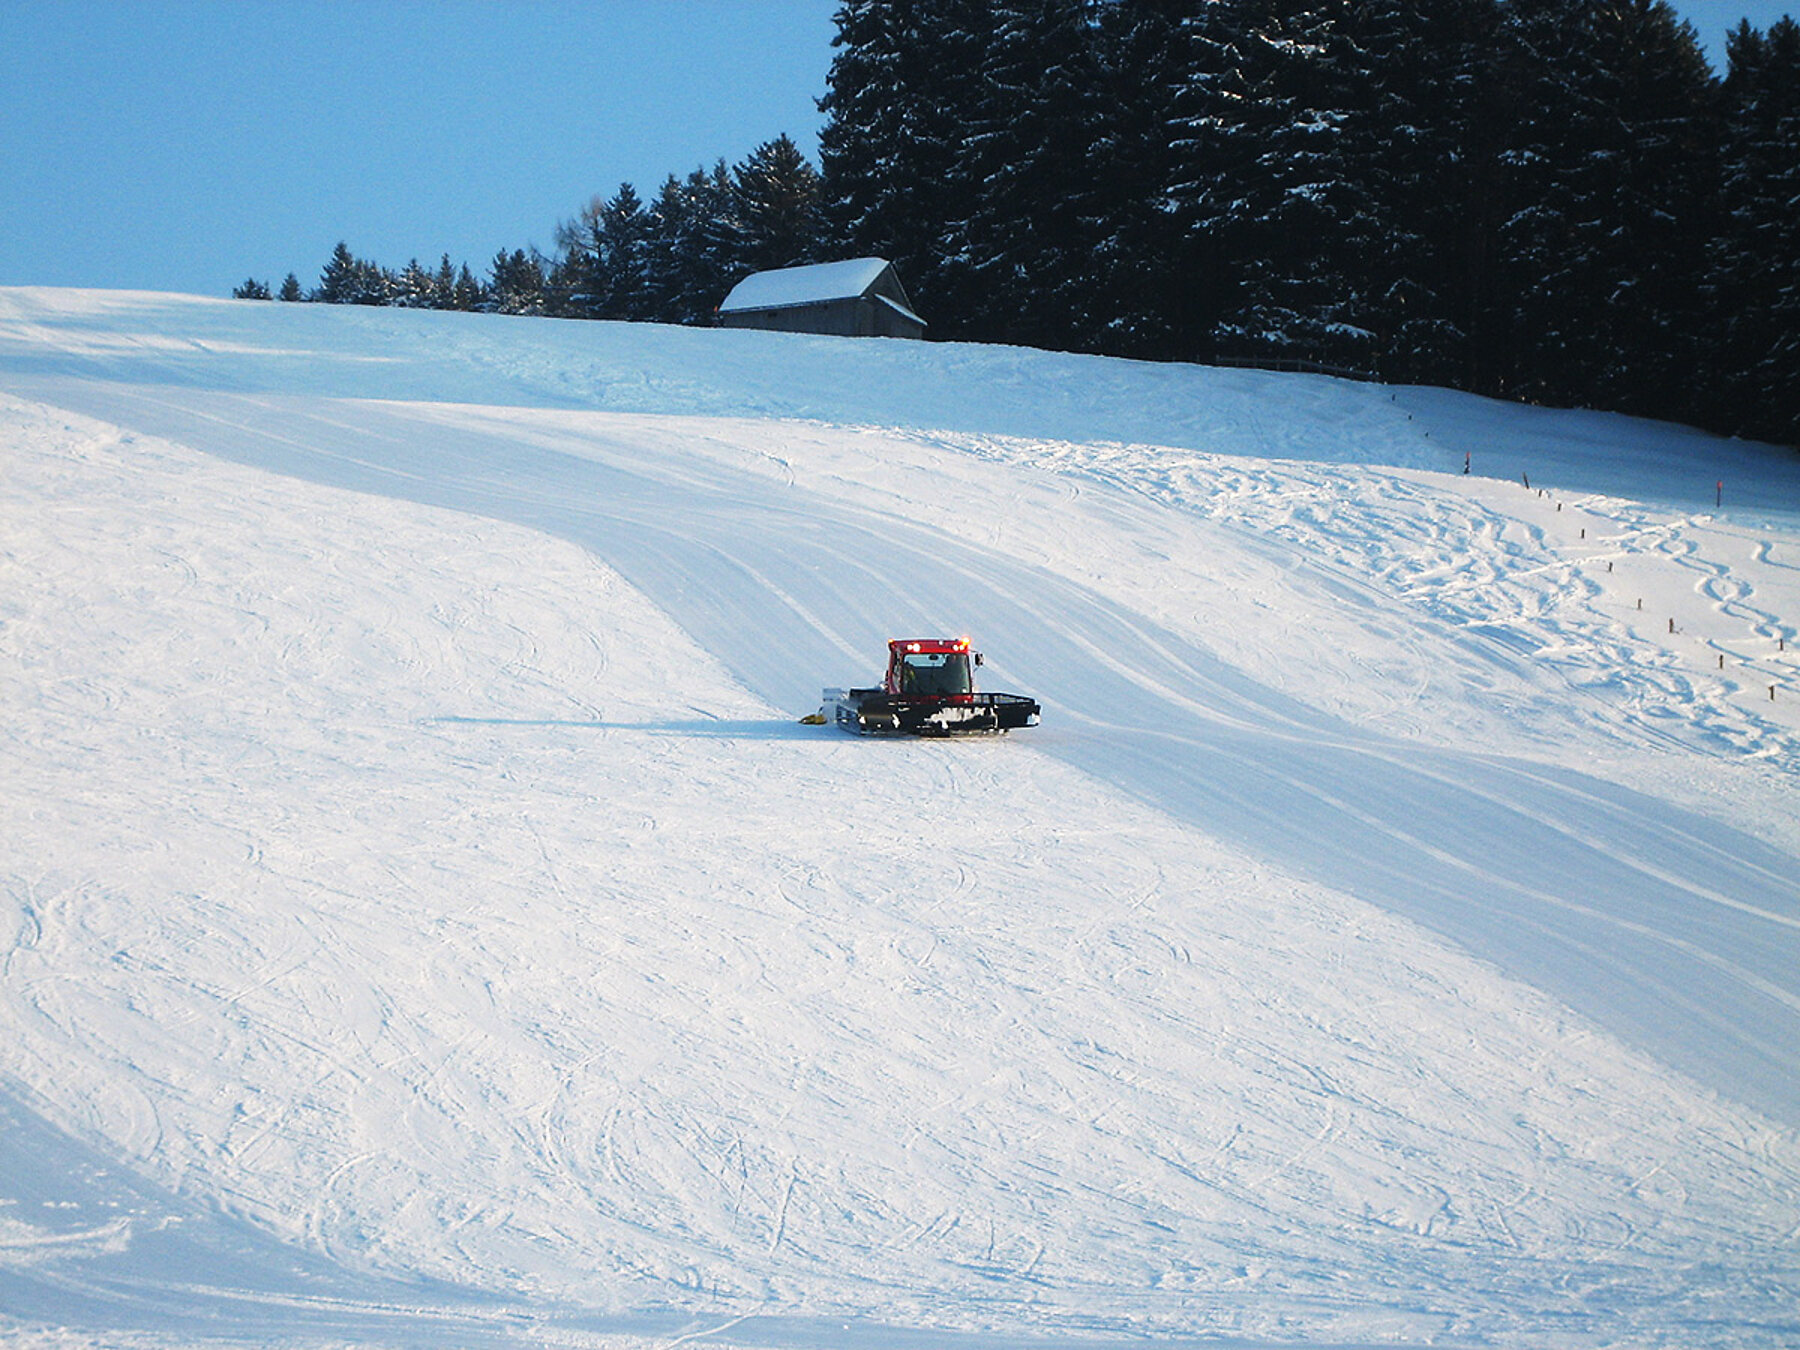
317,241,359,303
452,262,485,311
278,273,303,302
486,248,546,315
434,254,458,306
394,258,440,308
317,241,393,305
232,277,273,300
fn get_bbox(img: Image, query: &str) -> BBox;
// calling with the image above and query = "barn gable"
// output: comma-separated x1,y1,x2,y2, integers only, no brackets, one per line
717,258,926,339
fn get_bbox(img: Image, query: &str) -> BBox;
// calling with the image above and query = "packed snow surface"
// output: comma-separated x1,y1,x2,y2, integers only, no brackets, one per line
3,288,1800,1348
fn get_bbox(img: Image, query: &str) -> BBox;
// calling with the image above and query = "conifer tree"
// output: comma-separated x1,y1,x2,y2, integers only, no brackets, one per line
452,262,485,311
1342,0,1497,385
1576,0,1717,416
1207,1,1388,372
1160,0,1264,362
1087,0,1223,357
316,241,361,304
643,165,739,324
317,242,393,305
956,0,1108,348
394,258,439,308
819,0,995,335
1478,0,1715,411
730,133,826,275
486,249,546,315
555,183,654,319
1707,17,1800,445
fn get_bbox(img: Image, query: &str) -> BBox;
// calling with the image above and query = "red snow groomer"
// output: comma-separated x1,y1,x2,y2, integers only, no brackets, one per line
820,637,1040,736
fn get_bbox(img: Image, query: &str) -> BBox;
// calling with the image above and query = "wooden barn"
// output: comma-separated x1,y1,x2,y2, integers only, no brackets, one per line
716,258,927,339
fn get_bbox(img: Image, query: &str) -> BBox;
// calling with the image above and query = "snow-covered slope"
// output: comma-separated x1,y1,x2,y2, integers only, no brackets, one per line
3,289,1799,1349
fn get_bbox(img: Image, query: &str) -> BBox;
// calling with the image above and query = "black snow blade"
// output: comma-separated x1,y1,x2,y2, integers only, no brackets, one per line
843,691,1040,736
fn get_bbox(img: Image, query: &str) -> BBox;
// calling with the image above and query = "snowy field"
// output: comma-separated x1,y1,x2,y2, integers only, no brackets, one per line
3,288,1799,1349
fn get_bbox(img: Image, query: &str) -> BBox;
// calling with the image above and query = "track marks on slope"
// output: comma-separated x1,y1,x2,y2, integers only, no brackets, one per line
11,386,1800,1339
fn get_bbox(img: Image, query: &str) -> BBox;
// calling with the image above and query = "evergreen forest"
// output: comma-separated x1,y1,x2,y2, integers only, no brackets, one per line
236,0,1800,448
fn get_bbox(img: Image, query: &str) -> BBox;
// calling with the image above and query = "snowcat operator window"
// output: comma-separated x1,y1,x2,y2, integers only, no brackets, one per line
900,652,972,697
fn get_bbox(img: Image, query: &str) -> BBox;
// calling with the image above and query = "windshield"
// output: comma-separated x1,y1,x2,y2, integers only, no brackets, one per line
898,651,973,697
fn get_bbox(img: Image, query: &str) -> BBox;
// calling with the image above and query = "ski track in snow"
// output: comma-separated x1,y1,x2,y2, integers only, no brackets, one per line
4,290,1800,1348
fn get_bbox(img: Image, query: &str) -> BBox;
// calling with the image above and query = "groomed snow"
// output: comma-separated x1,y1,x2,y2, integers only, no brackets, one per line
3,289,1799,1349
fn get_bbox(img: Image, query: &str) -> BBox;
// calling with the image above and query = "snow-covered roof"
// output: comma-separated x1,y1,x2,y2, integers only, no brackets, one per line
872,291,926,329
718,257,897,314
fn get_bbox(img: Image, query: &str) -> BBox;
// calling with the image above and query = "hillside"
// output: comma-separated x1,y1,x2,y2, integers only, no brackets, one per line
4,289,1800,1349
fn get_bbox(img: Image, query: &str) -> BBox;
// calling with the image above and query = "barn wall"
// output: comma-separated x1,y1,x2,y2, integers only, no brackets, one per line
717,278,925,339
863,296,926,339
718,299,860,337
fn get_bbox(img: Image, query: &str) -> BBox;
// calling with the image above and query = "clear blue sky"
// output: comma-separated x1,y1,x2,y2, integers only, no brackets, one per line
2,1,839,295
1,1,1791,298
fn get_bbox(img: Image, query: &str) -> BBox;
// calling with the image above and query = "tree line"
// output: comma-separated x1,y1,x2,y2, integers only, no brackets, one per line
236,133,824,327
238,0,1799,447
